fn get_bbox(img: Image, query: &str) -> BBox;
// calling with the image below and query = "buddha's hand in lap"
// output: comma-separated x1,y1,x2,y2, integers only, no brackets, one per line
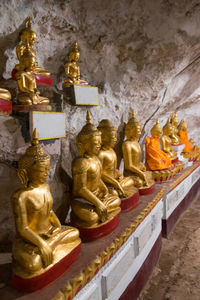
40,242,53,267
96,202,108,223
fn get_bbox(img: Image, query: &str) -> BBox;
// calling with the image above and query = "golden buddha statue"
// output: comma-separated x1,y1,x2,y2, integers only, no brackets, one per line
122,110,154,189
71,112,121,228
178,118,193,153
161,118,177,160
63,42,88,88
0,88,11,100
12,129,80,279
16,45,50,106
15,17,50,77
169,112,181,145
145,120,172,170
98,119,138,198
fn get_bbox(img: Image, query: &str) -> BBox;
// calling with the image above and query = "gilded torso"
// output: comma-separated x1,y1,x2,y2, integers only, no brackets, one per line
72,156,102,196
99,149,117,178
123,140,142,169
12,184,54,236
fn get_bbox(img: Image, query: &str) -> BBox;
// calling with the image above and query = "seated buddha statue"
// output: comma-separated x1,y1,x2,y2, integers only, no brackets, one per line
145,120,172,170
12,129,80,278
122,110,154,189
63,42,88,88
98,119,138,198
0,88,11,100
15,17,50,77
161,118,177,160
178,118,193,153
16,45,50,106
169,112,181,145
71,112,121,228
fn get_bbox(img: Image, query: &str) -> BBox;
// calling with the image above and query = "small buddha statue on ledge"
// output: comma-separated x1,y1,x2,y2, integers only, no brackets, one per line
0,88,11,101
16,45,50,107
12,129,80,282
63,42,88,88
15,17,50,77
145,120,172,170
178,118,193,153
71,112,121,230
0,88,12,115
161,118,177,160
98,119,138,199
169,112,181,145
122,110,154,193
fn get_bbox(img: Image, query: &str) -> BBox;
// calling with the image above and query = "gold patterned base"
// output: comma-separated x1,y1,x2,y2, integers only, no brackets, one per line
152,168,176,182
183,152,198,162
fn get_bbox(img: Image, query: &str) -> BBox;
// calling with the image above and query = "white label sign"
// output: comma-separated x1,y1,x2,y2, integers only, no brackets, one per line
30,111,66,140
74,85,99,105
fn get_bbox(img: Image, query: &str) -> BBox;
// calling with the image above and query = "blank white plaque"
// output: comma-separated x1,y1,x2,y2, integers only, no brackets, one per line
30,111,66,140
73,85,99,105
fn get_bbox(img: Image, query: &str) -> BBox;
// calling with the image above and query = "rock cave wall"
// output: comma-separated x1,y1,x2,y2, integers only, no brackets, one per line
0,0,200,245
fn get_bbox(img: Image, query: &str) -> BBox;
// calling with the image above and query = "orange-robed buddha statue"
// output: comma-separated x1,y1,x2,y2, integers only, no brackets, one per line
178,118,193,153
145,120,172,170
71,112,121,235
12,129,80,290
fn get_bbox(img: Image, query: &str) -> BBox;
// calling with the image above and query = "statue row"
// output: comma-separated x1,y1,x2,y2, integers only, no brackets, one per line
11,108,199,292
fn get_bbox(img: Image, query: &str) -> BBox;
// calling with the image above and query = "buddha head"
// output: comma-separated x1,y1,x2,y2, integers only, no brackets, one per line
178,118,188,131
20,17,37,46
68,42,80,62
125,109,142,140
17,129,50,187
151,120,162,137
98,119,117,149
22,45,36,71
76,112,101,156
172,112,179,127
163,118,173,136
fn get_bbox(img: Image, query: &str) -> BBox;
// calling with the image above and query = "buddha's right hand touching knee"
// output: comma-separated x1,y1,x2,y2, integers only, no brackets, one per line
40,242,53,268
96,202,108,223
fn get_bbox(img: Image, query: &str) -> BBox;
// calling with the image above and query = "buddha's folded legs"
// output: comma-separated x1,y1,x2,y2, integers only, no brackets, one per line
71,199,99,226
48,226,79,248
17,93,32,105
13,239,43,275
102,193,121,212
37,96,50,105
119,176,136,189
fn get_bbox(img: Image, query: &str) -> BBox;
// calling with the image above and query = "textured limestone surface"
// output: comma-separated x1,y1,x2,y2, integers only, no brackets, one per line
0,0,200,244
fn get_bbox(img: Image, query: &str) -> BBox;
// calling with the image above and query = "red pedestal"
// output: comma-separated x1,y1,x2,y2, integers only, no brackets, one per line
12,69,53,86
13,104,51,112
139,183,155,195
172,157,179,164
0,98,12,115
12,242,81,293
72,211,121,242
120,191,140,212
